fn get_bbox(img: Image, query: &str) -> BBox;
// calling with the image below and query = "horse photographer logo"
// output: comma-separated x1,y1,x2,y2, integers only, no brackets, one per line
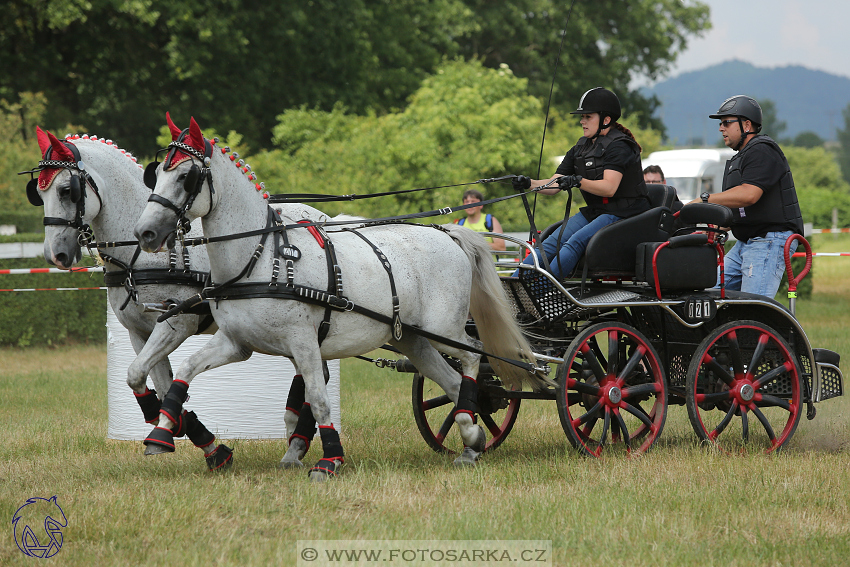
12,496,67,558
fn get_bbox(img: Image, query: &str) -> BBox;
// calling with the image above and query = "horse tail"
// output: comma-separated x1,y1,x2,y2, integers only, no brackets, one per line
442,224,550,391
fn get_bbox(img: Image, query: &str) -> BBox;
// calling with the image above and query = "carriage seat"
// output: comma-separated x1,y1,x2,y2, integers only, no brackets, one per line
635,203,734,291
646,183,683,212
583,206,676,279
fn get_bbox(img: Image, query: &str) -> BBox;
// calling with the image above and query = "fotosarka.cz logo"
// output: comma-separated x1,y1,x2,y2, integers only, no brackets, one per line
12,496,67,559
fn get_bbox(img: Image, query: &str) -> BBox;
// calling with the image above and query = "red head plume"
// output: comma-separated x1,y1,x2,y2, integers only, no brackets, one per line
166,111,182,141
164,114,207,169
35,127,76,190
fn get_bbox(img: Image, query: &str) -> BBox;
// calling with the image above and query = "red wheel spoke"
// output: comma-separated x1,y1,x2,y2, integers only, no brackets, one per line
750,406,776,442
621,402,654,430
581,344,607,383
741,407,749,442
697,391,732,405
569,380,601,397
437,413,454,441
755,393,793,412
617,345,646,385
480,413,502,437
704,356,735,386
613,408,631,450
725,331,746,376
580,417,599,441
747,333,770,379
753,363,793,391
574,400,603,427
608,331,619,377
622,383,659,399
711,400,739,439
423,394,451,411
596,408,611,452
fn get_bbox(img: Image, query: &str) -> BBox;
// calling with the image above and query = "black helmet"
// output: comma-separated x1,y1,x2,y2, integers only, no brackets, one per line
709,95,763,126
570,87,621,122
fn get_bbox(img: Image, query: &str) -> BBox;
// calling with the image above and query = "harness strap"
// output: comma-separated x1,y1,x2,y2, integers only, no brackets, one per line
344,228,403,341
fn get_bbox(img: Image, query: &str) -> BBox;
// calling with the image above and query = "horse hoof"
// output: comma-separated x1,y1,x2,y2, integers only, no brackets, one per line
308,458,340,481
144,444,171,456
205,444,233,471
453,447,481,467
470,425,486,453
278,458,305,469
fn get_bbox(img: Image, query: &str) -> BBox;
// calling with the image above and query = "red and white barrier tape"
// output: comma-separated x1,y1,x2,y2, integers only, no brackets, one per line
0,287,107,292
791,252,850,257
0,267,104,275
811,228,850,234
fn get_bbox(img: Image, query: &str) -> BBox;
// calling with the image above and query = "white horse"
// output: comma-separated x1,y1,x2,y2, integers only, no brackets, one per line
26,127,314,469
133,115,545,480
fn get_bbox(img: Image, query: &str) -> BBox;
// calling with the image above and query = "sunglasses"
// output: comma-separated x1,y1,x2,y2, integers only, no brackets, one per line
718,119,737,127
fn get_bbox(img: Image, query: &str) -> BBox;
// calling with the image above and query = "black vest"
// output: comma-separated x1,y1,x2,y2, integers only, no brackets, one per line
573,128,649,219
722,135,804,241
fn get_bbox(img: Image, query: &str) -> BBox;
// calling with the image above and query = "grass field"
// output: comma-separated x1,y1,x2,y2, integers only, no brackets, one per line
2,236,850,566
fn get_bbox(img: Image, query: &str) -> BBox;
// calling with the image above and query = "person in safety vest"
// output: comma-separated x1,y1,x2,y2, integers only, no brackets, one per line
513,87,650,279
455,189,506,251
691,95,803,298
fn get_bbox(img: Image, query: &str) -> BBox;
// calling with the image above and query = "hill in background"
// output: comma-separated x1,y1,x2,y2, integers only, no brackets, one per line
643,60,850,146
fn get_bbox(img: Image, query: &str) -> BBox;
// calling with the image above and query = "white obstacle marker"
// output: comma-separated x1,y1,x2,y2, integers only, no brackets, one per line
106,301,341,440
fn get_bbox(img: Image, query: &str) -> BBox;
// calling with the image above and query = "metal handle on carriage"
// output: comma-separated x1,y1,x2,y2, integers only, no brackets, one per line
784,233,812,317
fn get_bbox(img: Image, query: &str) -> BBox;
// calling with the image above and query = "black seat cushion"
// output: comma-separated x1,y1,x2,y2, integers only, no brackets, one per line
584,207,676,278
646,184,683,212
635,241,718,291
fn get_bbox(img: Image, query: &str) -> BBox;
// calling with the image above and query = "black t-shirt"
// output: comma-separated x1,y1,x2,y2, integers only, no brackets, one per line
555,137,649,220
724,141,793,241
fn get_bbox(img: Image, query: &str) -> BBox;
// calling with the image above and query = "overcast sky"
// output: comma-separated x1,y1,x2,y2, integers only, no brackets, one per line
654,0,850,82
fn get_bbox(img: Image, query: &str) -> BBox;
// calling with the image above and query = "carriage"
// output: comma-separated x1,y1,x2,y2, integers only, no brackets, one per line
403,183,844,457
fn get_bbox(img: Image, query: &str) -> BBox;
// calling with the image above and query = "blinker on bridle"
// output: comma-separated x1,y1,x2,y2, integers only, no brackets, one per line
18,139,101,237
144,130,214,234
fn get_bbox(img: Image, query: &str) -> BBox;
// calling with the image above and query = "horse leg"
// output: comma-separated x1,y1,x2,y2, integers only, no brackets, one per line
395,335,486,466
143,331,251,471
280,360,330,469
287,349,341,482
127,323,222,461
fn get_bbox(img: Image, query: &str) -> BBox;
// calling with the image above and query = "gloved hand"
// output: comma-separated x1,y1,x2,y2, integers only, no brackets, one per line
557,174,582,190
512,175,531,191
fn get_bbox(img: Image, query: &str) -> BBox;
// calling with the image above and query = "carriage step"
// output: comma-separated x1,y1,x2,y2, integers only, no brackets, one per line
814,349,843,402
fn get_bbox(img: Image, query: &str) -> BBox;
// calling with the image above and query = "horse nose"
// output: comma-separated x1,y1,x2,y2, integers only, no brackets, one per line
135,227,159,251
53,253,73,270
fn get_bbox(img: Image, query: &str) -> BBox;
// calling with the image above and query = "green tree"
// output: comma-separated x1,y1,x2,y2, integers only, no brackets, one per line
758,99,787,141
0,92,50,214
454,0,711,134
792,131,824,148
785,145,850,228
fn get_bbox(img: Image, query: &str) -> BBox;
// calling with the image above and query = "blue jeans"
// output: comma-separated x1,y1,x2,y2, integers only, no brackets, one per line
517,213,620,280
722,231,797,298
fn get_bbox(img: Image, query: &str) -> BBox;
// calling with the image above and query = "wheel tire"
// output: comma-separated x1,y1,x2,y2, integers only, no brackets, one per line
556,322,667,457
411,372,520,455
685,320,803,454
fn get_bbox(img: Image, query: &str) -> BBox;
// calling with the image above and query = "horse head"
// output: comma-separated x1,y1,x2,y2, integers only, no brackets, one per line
27,127,105,269
135,113,221,253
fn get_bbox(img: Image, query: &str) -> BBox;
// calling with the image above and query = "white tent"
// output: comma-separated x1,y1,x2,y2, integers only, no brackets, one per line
106,302,341,440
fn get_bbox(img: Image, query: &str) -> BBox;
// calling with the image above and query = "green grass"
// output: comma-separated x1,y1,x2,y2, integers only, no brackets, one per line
1,235,849,566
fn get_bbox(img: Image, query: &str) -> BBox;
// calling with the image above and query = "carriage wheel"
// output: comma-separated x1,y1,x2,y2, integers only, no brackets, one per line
556,322,667,457
412,372,520,455
685,321,802,454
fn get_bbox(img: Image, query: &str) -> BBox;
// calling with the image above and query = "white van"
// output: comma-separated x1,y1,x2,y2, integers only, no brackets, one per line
642,148,735,202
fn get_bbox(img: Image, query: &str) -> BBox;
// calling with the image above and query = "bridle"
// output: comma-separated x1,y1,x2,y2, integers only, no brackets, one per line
19,139,102,244
143,129,215,238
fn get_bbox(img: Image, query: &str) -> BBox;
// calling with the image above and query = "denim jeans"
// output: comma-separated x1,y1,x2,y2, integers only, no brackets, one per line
722,231,797,298
517,213,620,280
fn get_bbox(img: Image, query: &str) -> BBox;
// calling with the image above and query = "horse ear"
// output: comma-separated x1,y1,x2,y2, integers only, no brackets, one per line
47,130,74,162
36,126,51,156
166,111,182,141
187,117,205,153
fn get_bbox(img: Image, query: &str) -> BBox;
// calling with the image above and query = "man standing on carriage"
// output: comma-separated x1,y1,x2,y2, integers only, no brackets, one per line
697,95,804,299
513,87,650,280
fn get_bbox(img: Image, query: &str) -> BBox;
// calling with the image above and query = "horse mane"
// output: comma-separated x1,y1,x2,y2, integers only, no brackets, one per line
212,140,269,201
64,134,143,171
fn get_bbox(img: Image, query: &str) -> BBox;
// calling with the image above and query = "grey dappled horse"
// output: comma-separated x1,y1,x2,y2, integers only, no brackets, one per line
133,115,546,481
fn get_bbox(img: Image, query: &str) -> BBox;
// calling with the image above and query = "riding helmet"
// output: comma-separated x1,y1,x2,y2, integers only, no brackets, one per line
570,87,621,122
709,95,763,126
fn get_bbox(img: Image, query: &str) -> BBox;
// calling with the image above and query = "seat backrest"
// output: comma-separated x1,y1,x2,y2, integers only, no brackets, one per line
646,183,683,212
584,207,676,278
